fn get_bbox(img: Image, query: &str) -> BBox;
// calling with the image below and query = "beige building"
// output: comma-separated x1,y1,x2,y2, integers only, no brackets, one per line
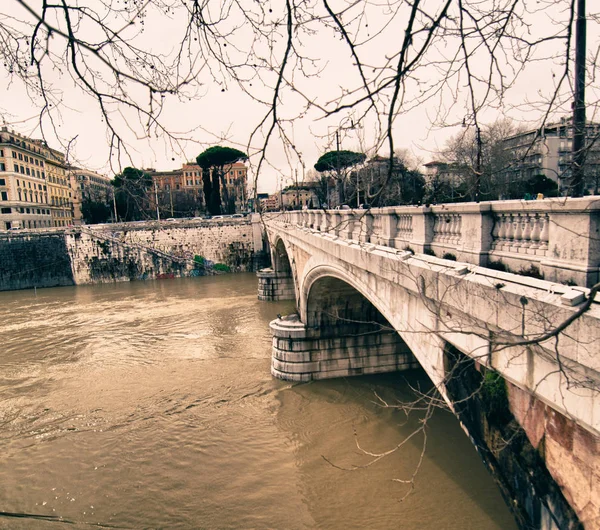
282,185,319,209
260,194,280,211
69,168,114,225
0,127,53,230
45,146,73,227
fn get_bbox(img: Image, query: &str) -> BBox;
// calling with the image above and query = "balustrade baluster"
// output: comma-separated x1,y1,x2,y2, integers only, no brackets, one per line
530,214,541,250
432,215,440,241
331,212,340,236
443,215,451,243
344,212,356,239
539,214,549,253
321,212,329,232
510,214,522,251
453,214,462,244
522,214,533,253
503,214,515,251
314,212,321,231
492,216,501,250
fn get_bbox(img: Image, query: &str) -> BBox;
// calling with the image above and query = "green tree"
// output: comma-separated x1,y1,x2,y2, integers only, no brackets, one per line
81,196,112,224
112,167,153,221
314,150,366,205
196,146,248,215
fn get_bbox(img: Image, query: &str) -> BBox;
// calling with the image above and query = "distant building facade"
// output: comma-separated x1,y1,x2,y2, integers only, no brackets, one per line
69,168,113,225
45,146,73,227
500,117,600,193
0,128,53,230
282,184,319,209
260,194,280,212
423,161,466,185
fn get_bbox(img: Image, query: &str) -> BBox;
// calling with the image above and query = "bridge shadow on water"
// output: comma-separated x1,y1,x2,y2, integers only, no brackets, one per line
274,368,518,530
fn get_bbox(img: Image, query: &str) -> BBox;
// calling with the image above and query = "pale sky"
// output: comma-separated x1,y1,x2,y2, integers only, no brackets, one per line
1,0,598,193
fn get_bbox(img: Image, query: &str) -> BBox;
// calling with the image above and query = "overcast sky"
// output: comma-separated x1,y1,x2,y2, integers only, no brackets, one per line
1,0,598,193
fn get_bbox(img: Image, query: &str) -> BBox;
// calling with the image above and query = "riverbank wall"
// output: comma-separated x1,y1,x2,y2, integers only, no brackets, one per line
0,215,269,291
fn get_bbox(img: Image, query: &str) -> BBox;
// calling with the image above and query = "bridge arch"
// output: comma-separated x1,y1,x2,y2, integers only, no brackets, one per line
299,262,447,385
271,236,292,276
257,234,298,302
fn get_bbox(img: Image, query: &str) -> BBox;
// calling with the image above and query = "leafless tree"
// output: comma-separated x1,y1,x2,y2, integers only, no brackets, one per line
0,1,598,193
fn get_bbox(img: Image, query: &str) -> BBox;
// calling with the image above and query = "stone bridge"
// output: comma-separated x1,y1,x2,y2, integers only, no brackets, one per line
258,198,600,530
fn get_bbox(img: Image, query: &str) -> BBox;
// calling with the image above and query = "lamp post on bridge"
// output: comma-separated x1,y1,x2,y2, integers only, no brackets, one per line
462,117,483,203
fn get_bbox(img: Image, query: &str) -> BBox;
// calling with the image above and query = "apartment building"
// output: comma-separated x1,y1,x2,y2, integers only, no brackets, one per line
0,128,53,230
69,168,114,225
501,117,600,193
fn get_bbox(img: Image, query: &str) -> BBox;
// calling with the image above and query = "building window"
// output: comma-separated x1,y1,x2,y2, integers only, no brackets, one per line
12,151,16,158
13,164,18,172
0,207,11,214
0,163,4,172
0,179,5,185
1,191,7,201
18,153,22,160
20,166,24,174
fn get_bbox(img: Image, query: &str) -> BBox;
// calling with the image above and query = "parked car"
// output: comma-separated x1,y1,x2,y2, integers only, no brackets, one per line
358,203,371,210
231,213,244,218
334,205,351,210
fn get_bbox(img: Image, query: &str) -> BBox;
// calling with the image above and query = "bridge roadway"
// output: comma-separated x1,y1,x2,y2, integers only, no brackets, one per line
259,200,600,530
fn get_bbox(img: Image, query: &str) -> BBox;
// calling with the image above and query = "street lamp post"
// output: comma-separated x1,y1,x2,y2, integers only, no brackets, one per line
572,0,587,197
463,118,483,202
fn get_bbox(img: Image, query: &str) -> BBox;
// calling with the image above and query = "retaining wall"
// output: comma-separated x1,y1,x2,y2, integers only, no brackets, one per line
0,216,268,291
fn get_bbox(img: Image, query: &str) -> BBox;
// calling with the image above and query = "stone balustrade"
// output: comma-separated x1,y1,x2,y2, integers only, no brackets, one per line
270,197,600,287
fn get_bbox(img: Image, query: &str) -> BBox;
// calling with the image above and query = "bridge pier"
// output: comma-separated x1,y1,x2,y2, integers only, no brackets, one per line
257,268,295,301
270,314,418,381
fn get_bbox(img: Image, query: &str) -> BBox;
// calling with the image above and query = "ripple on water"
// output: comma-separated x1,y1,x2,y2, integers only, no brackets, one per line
0,276,517,530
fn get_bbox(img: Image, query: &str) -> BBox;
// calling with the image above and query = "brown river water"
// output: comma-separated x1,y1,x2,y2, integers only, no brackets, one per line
0,274,517,529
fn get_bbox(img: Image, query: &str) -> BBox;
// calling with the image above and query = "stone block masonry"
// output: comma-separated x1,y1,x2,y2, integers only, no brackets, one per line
0,216,269,291
257,268,295,301
0,230,74,291
270,314,419,381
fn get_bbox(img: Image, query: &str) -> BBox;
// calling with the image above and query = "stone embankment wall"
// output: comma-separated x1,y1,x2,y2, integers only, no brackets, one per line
0,230,74,291
88,216,265,273
0,216,268,291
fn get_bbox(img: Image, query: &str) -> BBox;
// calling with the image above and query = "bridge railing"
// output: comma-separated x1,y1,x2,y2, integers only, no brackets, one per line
272,197,600,287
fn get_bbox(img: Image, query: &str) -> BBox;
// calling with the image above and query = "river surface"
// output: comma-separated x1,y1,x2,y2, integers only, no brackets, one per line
0,274,517,529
